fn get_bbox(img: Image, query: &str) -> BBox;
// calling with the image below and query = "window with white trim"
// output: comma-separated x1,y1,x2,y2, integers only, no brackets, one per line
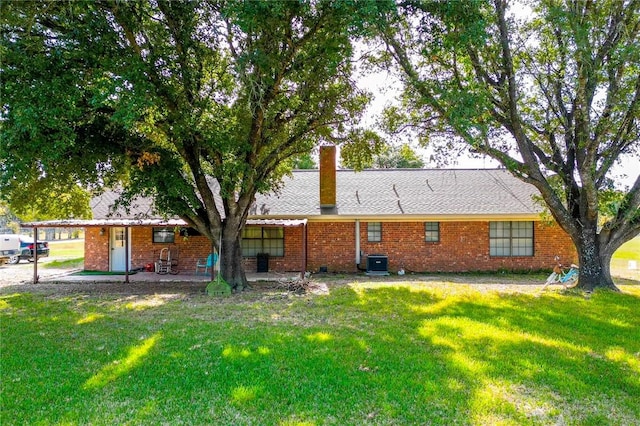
425,222,440,242
489,221,534,256
367,222,382,242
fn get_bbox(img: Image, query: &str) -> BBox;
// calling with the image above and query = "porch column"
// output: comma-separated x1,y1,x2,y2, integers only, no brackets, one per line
124,226,130,283
33,226,39,284
210,239,216,282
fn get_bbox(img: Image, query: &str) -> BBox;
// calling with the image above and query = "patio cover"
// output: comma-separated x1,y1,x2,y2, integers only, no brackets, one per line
20,219,308,284
20,218,308,228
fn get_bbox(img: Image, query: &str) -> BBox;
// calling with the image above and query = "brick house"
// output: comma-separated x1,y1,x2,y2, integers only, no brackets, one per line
246,146,576,274
23,146,576,274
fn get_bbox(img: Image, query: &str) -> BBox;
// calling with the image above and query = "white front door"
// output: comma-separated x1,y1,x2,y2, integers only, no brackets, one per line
110,227,130,271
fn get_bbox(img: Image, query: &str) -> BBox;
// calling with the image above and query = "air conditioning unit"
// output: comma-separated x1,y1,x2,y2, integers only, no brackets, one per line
366,254,389,276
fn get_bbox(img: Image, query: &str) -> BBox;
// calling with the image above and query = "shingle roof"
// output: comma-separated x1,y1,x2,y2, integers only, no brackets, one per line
87,168,542,221
252,168,542,217
90,190,156,220
90,180,225,220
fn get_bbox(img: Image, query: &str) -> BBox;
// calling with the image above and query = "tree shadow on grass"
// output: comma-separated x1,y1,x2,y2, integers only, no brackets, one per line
2,286,639,425
336,285,640,424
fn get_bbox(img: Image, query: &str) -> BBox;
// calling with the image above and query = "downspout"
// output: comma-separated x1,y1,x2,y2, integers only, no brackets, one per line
355,219,361,268
33,226,39,284
124,226,130,283
302,222,307,278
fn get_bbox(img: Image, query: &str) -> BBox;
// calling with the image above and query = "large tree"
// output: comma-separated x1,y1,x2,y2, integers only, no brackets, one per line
341,142,425,168
376,0,640,291
3,179,92,222
1,0,375,289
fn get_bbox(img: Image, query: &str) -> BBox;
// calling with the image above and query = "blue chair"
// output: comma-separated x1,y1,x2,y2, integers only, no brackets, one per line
195,253,218,275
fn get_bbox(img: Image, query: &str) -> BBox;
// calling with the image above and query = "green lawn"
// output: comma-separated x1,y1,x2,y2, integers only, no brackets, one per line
2,281,639,425
47,239,85,259
613,236,640,261
611,236,640,280
44,240,85,269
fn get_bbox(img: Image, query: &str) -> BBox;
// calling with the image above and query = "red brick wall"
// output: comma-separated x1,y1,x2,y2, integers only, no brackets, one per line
85,227,213,273
84,227,109,271
306,220,575,273
129,228,212,273
242,226,305,273
85,225,306,274
84,220,576,274
307,222,356,272
356,221,575,273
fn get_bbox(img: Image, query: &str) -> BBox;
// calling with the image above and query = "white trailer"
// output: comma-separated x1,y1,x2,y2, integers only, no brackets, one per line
0,234,20,265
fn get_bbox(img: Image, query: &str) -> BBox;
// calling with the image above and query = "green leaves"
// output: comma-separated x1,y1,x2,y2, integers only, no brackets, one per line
1,1,370,205
340,129,385,171
5,178,92,222
1,1,380,283
375,0,640,288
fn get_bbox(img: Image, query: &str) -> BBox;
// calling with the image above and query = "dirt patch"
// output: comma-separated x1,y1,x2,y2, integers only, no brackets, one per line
0,279,205,297
0,270,636,299
0,272,542,298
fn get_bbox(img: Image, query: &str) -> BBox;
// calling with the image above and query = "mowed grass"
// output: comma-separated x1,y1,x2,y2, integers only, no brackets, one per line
611,236,640,281
613,236,640,263
44,240,84,269
47,239,84,259
1,281,639,425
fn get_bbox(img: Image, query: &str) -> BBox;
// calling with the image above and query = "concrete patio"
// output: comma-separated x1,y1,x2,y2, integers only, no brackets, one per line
36,270,303,284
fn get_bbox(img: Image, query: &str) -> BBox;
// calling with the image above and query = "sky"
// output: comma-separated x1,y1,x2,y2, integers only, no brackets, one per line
353,2,638,190
357,67,639,189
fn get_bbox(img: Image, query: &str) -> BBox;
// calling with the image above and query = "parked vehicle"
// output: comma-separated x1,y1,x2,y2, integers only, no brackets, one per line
0,252,11,266
0,234,49,264
0,235,20,265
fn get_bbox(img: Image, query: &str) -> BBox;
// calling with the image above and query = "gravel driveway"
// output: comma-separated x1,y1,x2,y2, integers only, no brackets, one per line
0,260,76,286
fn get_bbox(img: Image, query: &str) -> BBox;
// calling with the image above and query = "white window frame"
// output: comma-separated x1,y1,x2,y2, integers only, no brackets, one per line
367,222,382,242
425,222,440,242
489,221,534,257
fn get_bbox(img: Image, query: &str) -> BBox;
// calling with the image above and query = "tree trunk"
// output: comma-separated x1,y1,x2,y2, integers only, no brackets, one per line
219,220,248,291
574,227,619,292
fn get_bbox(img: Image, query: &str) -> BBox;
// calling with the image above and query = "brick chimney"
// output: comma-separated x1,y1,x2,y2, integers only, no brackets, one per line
319,145,336,208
